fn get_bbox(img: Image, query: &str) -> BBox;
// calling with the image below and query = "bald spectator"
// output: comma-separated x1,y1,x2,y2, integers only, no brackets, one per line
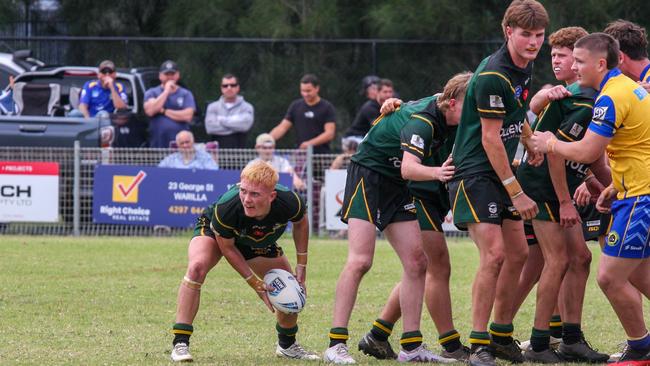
158,131,218,170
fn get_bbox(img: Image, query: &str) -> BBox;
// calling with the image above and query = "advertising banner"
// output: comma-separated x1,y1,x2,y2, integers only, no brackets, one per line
92,165,290,227
0,161,59,222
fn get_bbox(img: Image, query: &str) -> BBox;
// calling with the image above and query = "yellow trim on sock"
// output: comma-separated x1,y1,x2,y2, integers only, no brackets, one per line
399,336,423,344
373,321,392,335
549,321,563,327
469,338,491,345
172,329,193,335
329,333,349,340
438,333,461,344
489,330,513,337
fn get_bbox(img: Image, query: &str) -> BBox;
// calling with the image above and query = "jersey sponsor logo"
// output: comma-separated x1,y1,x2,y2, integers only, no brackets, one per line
633,86,648,100
565,160,588,175
176,96,185,107
388,156,401,168
586,219,601,227
522,89,529,101
404,202,416,211
410,134,425,149
489,95,504,108
607,230,619,246
500,120,523,140
593,106,608,121
92,90,100,98
515,85,522,99
304,111,315,118
624,244,644,251
569,123,584,138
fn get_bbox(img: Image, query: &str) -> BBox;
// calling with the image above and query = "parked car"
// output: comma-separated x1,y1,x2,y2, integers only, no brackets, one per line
0,66,159,147
0,49,45,87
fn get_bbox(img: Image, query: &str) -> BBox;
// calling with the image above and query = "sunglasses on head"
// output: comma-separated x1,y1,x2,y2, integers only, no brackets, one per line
221,83,238,88
100,68,115,74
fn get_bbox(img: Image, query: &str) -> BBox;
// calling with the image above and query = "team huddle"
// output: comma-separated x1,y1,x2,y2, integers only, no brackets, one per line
168,0,650,364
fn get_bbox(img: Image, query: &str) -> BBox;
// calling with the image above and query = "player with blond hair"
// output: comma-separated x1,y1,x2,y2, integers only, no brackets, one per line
170,160,319,362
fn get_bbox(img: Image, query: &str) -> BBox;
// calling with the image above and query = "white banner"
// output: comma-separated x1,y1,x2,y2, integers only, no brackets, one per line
0,162,59,222
324,169,348,230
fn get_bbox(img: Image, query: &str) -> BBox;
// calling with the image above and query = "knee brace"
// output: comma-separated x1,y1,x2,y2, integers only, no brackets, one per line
181,275,203,290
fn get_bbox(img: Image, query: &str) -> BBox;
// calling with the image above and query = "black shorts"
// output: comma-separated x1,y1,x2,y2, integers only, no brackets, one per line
341,161,416,231
192,205,284,260
524,204,612,245
414,197,445,232
577,204,611,242
449,174,520,230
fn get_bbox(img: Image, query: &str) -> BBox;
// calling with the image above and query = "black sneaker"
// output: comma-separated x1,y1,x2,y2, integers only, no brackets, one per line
559,339,609,363
358,331,397,360
490,339,524,363
618,344,650,362
441,345,471,362
469,345,496,366
523,348,564,364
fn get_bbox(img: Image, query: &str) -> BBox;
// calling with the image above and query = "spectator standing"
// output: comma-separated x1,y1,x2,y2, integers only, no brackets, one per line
248,133,305,190
78,60,128,118
344,78,394,139
158,131,218,170
204,73,254,148
145,60,197,148
269,74,336,153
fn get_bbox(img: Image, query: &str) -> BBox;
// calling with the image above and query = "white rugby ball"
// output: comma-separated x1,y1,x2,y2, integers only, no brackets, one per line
264,268,306,314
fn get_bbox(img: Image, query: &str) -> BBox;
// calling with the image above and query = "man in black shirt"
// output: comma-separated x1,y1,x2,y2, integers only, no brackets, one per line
270,74,336,154
344,79,394,139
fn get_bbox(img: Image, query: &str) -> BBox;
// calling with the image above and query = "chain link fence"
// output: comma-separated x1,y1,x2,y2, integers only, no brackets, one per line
0,145,468,238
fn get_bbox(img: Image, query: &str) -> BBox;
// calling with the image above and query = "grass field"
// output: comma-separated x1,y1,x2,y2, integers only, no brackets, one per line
0,235,637,365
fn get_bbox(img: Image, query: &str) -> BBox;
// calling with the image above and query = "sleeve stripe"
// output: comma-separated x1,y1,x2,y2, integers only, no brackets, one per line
401,143,424,155
477,108,506,114
572,102,593,109
557,129,575,142
371,114,385,126
478,71,516,95
289,191,303,221
411,114,434,129
214,204,235,230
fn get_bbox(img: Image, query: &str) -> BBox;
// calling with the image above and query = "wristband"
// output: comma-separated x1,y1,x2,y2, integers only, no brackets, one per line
521,121,533,139
502,176,523,198
546,137,557,153
511,190,524,199
245,274,266,293
296,251,308,266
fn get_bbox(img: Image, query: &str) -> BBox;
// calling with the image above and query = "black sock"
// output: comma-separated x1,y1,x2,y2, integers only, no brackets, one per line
530,327,550,352
549,315,563,339
329,327,349,347
370,318,394,342
489,322,514,345
172,323,193,346
469,330,490,352
400,330,423,351
277,323,298,349
439,330,462,353
562,323,582,345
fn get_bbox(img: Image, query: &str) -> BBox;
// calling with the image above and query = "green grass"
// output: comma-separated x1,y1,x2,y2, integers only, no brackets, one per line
0,235,634,365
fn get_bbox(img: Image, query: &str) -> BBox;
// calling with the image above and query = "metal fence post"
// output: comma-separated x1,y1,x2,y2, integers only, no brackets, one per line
306,146,313,237
73,141,81,236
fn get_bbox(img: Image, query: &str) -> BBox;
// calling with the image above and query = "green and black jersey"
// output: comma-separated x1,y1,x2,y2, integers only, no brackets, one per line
351,96,449,182
518,83,596,202
210,184,305,249
409,126,457,212
452,43,533,178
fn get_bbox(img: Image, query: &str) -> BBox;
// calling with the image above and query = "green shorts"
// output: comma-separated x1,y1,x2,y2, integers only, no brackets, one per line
533,201,560,222
341,161,416,231
448,174,520,230
192,204,284,260
577,204,611,242
414,197,445,232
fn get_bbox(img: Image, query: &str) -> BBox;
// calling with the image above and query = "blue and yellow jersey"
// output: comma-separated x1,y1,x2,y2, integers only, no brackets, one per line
79,79,128,117
589,68,650,199
640,63,650,83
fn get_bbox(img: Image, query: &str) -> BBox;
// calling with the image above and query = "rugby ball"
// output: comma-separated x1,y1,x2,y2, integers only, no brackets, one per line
264,269,306,314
